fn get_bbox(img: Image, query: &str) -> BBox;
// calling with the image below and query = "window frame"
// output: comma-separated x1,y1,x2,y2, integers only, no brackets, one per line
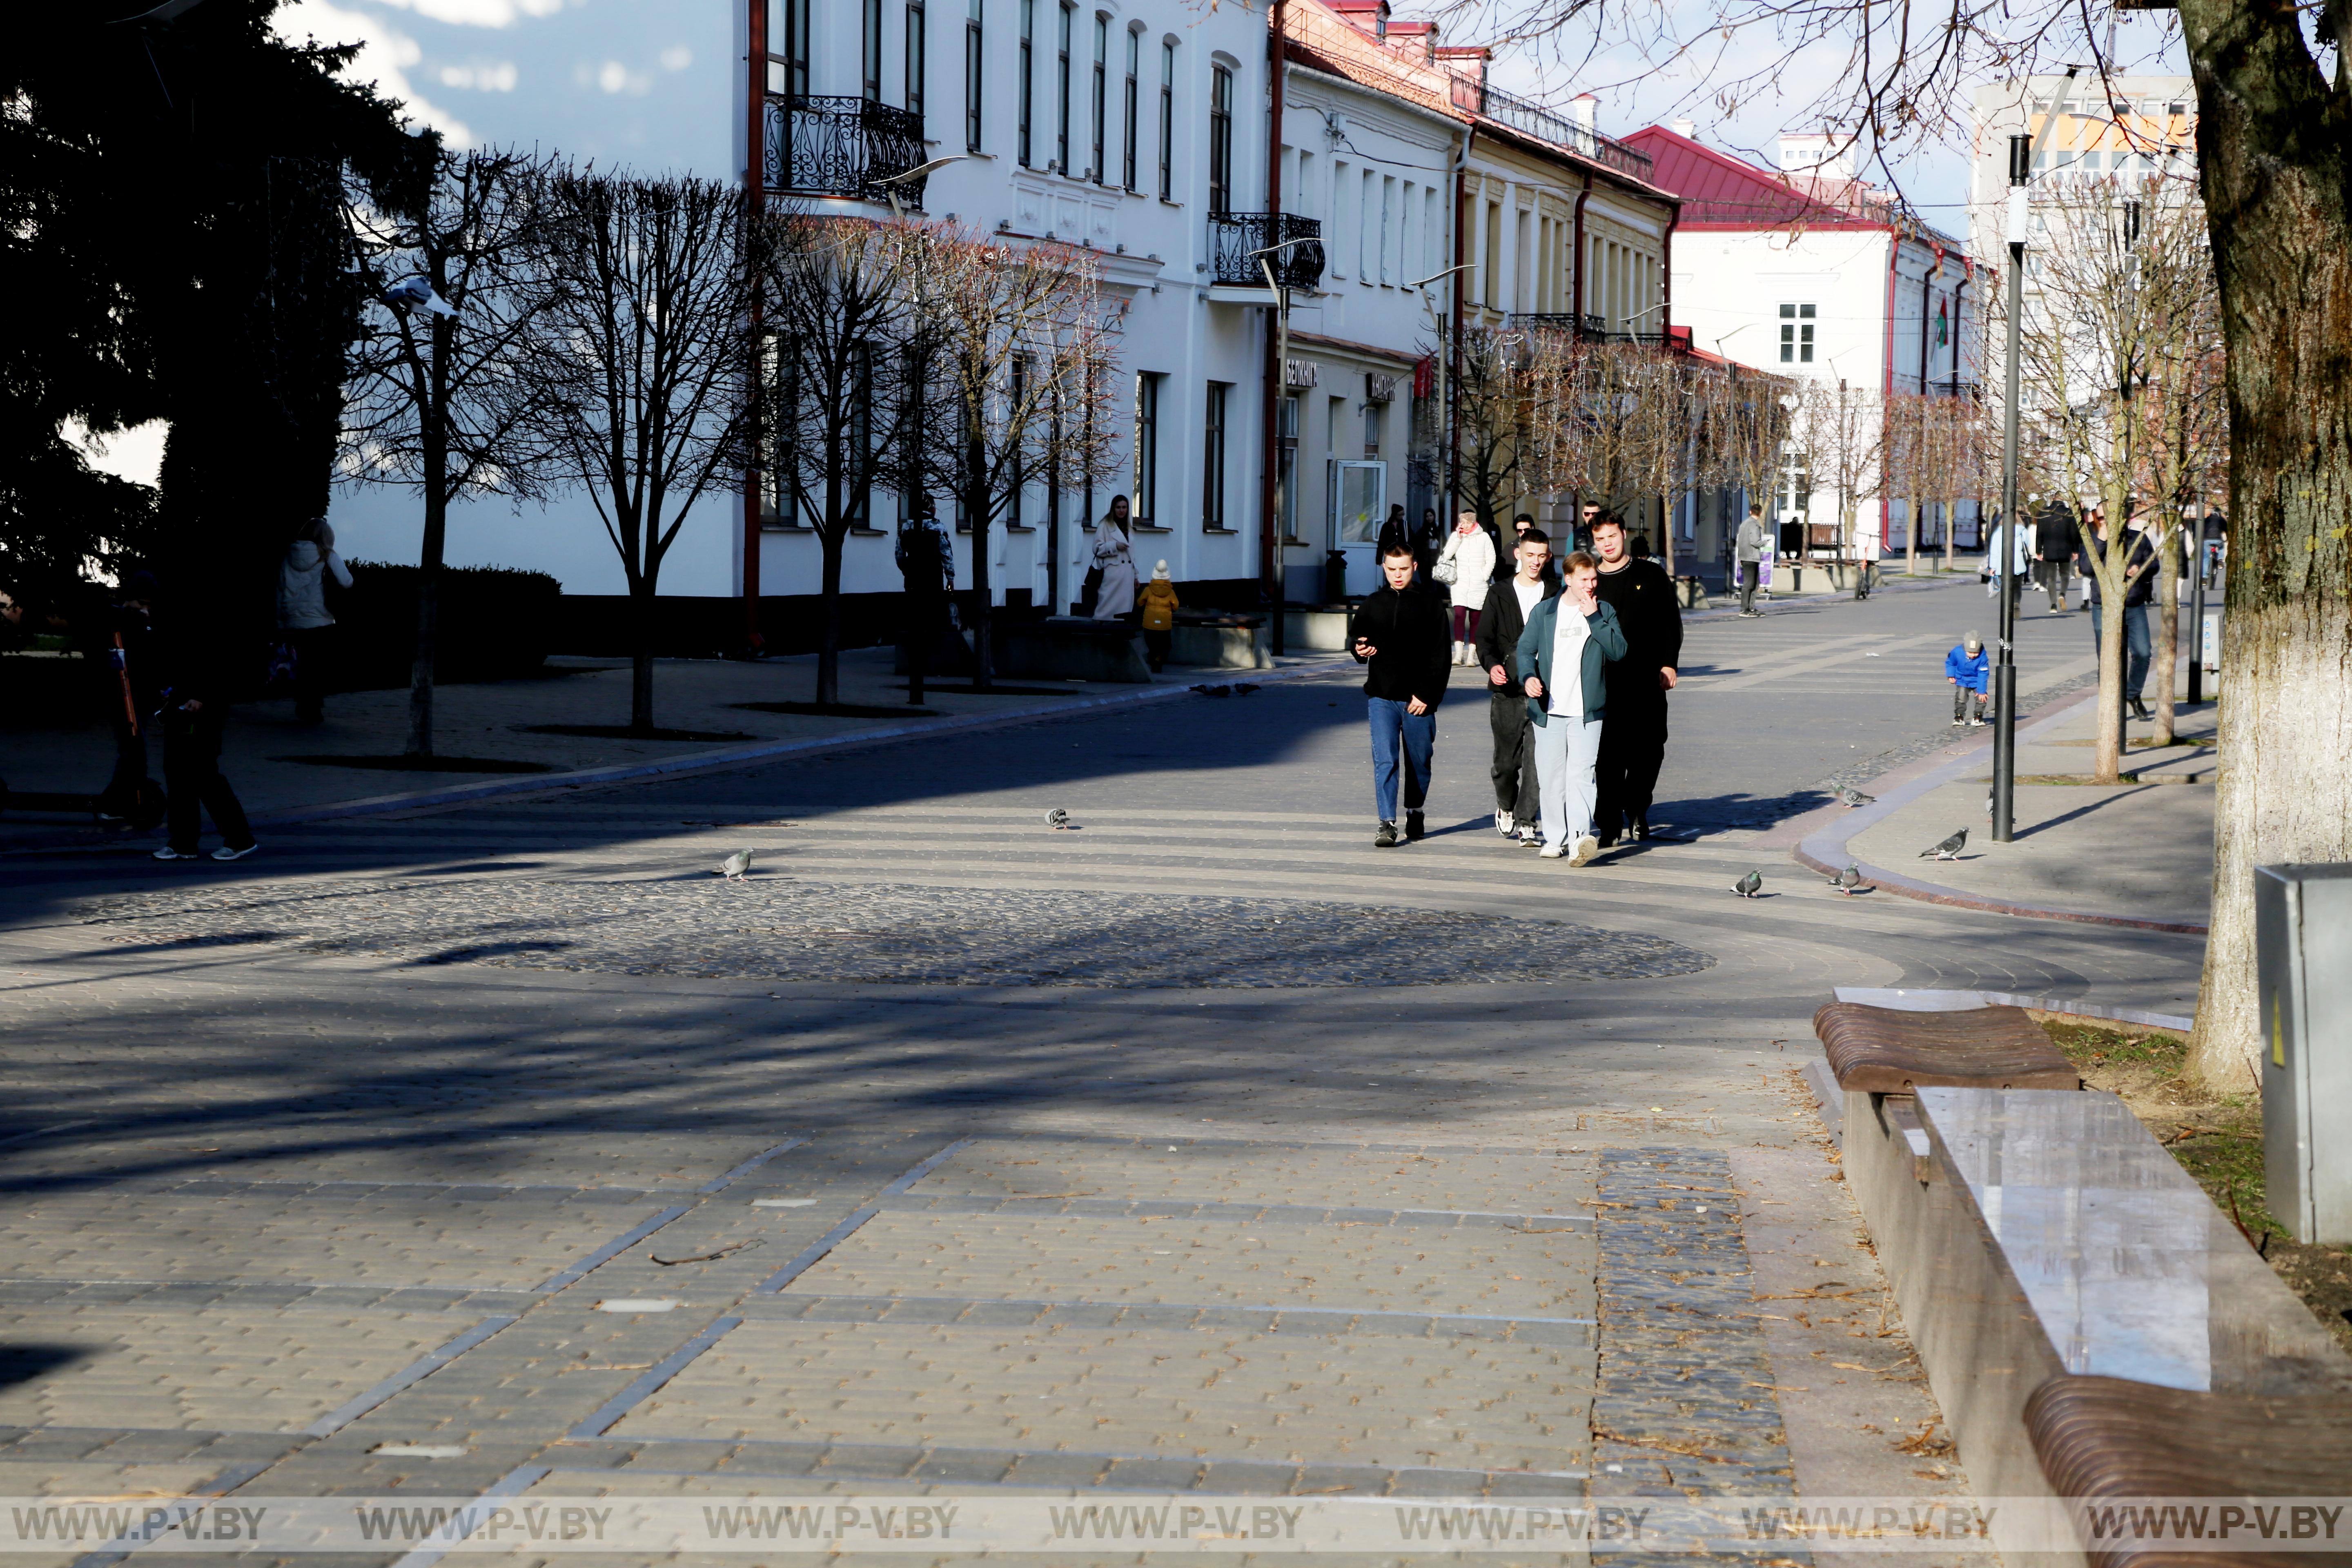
1056,1,1073,175
964,0,983,151
906,0,926,125
1202,380,1229,531
1121,27,1139,190
862,0,884,102
1207,64,1233,216
772,0,811,96
1157,42,1175,200
1018,0,1033,165
1134,371,1161,525
1777,301,1817,364
1089,13,1107,183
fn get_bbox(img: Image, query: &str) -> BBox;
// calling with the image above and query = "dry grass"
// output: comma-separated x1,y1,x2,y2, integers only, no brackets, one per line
2041,1019,2352,1352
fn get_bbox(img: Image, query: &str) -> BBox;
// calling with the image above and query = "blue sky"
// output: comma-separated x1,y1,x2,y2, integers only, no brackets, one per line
272,0,733,177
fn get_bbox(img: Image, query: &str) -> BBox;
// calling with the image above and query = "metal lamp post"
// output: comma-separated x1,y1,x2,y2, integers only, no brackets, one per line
1993,131,2031,844
1252,234,1319,655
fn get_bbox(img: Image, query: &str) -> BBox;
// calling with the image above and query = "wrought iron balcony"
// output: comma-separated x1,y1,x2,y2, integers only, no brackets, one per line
764,93,926,205
1511,312,1608,339
1208,213,1325,290
1446,78,1657,184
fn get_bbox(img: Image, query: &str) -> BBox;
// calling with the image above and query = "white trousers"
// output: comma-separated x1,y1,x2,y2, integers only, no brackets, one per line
1532,711,1604,847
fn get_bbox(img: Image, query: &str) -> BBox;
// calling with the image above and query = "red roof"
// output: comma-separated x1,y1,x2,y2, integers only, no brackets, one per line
1620,123,1895,232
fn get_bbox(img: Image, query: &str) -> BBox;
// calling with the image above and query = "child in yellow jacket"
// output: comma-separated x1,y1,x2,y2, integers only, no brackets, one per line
1140,561,1179,672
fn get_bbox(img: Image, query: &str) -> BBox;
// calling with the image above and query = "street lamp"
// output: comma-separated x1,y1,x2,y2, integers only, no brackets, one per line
1251,234,1319,655
871,155,974,220
1993,130,2031,844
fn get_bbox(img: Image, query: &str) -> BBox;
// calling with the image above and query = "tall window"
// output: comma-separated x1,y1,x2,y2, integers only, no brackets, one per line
1364,402,1383,459
771,0,810,94
1018,0,1033,165
1777,445,1812,519
863,0,884,100
1157,42,1174,200
1056,2,1073,173
1008,356,1028,528
1779,302,1816,363
1089,13,1107,183
1121,28,1139,189
906,1,926,124
964,0,983,151
1134,372,1161,523
1202,381,1229,530
1207,65,1233,215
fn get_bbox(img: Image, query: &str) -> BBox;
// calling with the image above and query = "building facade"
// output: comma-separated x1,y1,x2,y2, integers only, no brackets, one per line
1626,125,1982,561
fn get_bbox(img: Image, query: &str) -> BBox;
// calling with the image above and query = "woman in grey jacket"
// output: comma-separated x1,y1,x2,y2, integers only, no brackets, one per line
1513,551,1628,864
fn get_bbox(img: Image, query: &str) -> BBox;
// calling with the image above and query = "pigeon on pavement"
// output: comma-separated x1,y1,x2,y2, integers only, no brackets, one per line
1045,808,1072,829
718,849,754,880
1191,683,1232,697
1830,864,1864,894
1834,786,1875,808
1920,829,1968,860
1732,871,1763,898
385,275,458,317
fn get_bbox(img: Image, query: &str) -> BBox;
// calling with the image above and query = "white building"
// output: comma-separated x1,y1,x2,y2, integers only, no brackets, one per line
1624,124,1982,559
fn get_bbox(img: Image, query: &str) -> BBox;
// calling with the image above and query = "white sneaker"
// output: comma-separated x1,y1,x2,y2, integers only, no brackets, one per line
1568,834,1601,867
211,842,258,862
1538,842,1566,859
1495,808,1513,837
152,847,199,861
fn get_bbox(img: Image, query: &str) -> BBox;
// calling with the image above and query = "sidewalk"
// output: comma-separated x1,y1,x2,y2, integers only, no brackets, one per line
1794,668,2215,932
0,646,1334,851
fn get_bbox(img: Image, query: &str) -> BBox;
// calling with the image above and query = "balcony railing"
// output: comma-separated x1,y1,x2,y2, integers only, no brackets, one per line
1208,213,1325,289
764,94,926,204
1445,78,1656,184
1509,313,1672,346
1932,378,1982,401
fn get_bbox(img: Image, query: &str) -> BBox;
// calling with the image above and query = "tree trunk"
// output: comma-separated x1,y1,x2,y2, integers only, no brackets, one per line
1907,494,1922,574
1940,497,1955,575
2091,586,2129,783
405,321,452,758
816,532,844,708
630,585,655,733
1658,490,1675,577
2177,0,2352,1094
2152,517,2180,746
966,445,993,691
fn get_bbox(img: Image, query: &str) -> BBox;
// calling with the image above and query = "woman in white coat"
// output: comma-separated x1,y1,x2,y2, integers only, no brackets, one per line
1092,495,1138,619
276,518,352,723
1434,511,1497,664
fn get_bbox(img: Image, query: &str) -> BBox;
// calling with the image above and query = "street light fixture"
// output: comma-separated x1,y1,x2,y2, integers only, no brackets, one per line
872,155,974,220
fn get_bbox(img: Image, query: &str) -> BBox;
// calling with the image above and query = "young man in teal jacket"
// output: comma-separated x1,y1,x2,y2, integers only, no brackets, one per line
1514,550,1629,864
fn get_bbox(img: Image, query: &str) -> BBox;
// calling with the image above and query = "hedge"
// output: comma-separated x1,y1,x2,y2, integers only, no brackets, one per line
328,561,560,690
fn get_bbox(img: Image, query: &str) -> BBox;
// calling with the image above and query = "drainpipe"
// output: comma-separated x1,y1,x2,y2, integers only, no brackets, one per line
1260,0,1288,649
1877,227,1900,561
1920,244,1942,393
741,0,768,654
1447,127,1473,520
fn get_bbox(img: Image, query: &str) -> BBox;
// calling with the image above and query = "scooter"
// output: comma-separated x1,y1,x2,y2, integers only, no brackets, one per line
0,632,167,830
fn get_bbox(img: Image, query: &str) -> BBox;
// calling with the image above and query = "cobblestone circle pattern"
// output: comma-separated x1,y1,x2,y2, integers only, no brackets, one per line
75,878,1714,989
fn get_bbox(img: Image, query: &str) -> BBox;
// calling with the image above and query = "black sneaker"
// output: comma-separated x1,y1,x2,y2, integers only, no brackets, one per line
1404,812,1425,842
1375,820,1399,848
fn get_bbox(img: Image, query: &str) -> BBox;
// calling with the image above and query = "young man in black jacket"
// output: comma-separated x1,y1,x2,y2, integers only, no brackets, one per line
1348,537,1453,846
1589,514,1682,844
1474,527,1556,844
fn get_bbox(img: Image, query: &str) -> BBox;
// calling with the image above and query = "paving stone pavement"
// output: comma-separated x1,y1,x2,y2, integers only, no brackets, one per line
0,579,2188,1565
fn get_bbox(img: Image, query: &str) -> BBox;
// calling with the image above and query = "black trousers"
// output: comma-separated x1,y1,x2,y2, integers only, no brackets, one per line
287,626,334,720
1594,697,1668,833
1488,695,1538,824
1738,561,1760,612
163,707,253,853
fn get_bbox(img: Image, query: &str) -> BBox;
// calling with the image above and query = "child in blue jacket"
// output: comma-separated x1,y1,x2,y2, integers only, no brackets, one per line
1945,632,1989,726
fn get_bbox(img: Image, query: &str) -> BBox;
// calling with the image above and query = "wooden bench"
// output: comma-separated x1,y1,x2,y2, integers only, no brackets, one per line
2027,1375,2352,1568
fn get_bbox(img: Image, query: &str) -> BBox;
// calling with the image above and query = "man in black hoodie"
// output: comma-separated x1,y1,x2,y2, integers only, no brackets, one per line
1348,537,1453,847
1589,514,1682,844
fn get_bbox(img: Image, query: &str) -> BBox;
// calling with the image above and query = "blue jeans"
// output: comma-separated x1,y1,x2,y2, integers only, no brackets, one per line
2091,603,2152,704
1367,697,1436,822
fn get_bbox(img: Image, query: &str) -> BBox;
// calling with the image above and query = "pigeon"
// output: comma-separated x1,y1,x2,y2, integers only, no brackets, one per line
1834,785,1876,808
385,275,458,317
1920,829,1968,861
1045,808,1072,830
1731,870,1763,898
1231,682,1261,695
1191,683,1232,697
1830,864,1864,895
717,848,754,880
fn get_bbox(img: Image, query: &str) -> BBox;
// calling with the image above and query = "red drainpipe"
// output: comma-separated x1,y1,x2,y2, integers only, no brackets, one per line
1259,0,1288,641
741,0,768,653
1878,226,1900,559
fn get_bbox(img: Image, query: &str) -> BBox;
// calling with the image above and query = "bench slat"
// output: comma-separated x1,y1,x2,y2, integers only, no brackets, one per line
1814,1001,2080,1092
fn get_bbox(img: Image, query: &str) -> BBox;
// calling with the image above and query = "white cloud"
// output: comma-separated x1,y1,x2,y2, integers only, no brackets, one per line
585,58,654,95
272,0,476,144
373,0,566,27
439,60,520,91
659,44,693,71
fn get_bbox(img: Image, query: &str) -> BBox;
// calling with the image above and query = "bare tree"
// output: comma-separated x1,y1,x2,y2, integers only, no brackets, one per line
344,148,557,757
521,172,755,733
912,232,1120,689
762,213,932,708
1470,0,2352,1091
1443,323,1570,535
1791,376,1883,594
